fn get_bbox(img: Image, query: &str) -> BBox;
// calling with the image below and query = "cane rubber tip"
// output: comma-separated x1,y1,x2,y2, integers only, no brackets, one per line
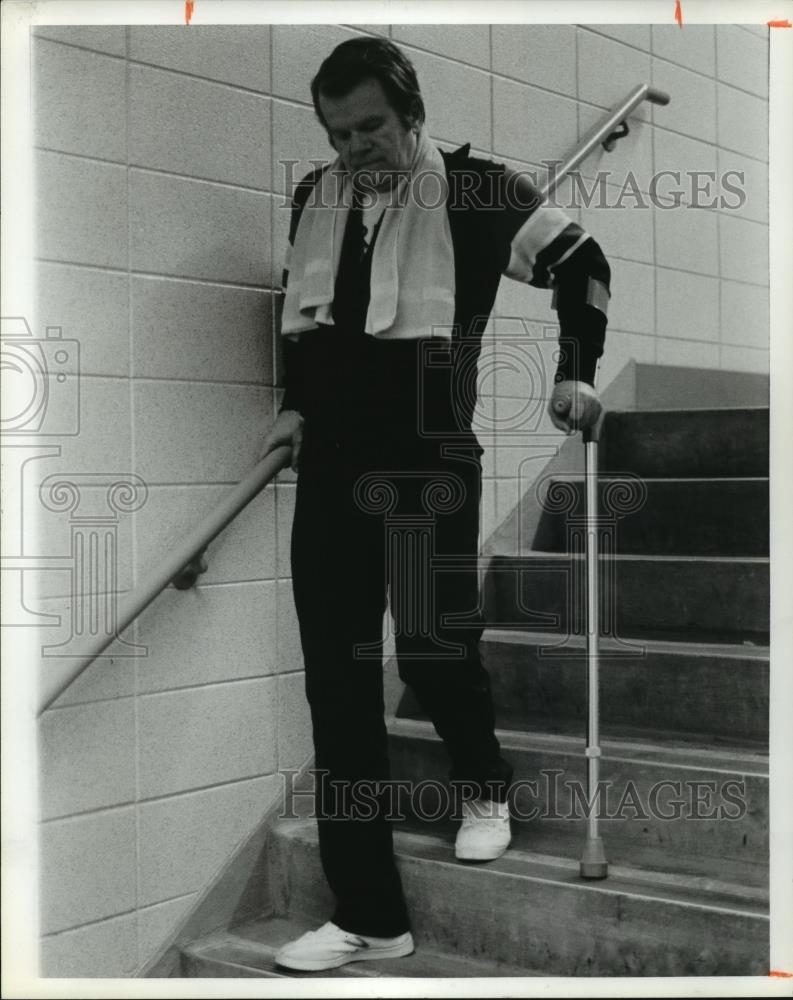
580,861,609,880
579,837,608,879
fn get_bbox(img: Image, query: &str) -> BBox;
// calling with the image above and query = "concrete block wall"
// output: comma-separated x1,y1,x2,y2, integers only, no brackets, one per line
30,21,768,976
32,24,311,977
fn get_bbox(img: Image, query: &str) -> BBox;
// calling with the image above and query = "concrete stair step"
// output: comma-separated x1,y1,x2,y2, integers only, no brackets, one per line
397,629,769,747
262,819,768,976
533,477,768,557
398,813,769,896
600,407,768,478
182,914,540,978
387,718,769,865
481,552,769,642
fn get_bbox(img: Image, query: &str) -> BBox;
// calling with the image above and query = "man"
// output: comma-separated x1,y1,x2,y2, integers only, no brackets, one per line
259,36,609,972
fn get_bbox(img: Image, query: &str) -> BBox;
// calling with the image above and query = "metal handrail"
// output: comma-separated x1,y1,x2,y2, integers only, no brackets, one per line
36,445,292,715
38,83,670,717
540,83,670,200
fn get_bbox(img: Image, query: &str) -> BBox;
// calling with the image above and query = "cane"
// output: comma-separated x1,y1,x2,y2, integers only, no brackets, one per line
553,387,608,880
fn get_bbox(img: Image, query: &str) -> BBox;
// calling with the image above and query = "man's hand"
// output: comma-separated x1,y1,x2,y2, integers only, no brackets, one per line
258,409,304,472
548,380,603,435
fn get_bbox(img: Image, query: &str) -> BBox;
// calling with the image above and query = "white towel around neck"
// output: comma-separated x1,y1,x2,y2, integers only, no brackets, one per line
281,128,456,341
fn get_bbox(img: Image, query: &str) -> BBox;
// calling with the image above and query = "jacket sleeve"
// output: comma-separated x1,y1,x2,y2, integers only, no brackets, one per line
493,167,611,387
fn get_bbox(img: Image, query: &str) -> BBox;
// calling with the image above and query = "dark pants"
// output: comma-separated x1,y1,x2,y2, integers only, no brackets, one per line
289,333,512,936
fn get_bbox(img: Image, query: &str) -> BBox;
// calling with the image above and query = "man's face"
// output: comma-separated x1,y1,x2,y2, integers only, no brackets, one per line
318,76,418,191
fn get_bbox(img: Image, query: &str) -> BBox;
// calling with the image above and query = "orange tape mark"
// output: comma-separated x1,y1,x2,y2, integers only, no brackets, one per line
769,970,793,977
767,19,792,26
185,0,194,24
674,0,683,27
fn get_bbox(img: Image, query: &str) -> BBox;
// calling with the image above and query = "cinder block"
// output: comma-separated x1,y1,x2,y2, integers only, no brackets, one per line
276,578,302,674
129,170,272,287
717,149,768,224
651,25,716,76
716,26,769,98
495,276,557,325
393,24,490,68
472,397,497,478
596,329,655,390
136,581,277,694
46,374,132,475
272,25,360,104
495,478,520,522
137,893,197,971
577,30,652,121
493,78,578,166
652,129,719,205
36,152,127,269
275,483,296,578
36,264,129,378
651,58,717,144
129,26,271,93
719,214,768,285
131,276,273,384
137,677,278,798
492,25,576,97
583,25,652,51
137,774,278,906
40,912,137,977
606,259,655,335
132,483,277,590
277,671,313,770
720,345,769,374
39,806,136,934
39,699,136,820
271,101,331,197
480,478,497,546
33,596,139,707
34,39,126,163
131,380,271,484
657,267,720,342
656,336,720,369
720,280,769,350
272,194,292,284
30,478,135,600
717,84,768,161
34,26,126,56
655,204,719,276
581,188,654,264
129,66,271,190
405,48,491,150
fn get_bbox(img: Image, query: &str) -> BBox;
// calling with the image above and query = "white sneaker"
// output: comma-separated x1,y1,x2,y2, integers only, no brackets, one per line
274,921,415,971
455,797,512,861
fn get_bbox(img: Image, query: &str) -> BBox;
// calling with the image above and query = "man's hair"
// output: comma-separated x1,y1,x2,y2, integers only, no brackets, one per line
311,37,426,132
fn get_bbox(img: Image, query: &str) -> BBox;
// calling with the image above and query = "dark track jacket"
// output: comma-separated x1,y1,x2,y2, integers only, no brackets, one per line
278,142,610,434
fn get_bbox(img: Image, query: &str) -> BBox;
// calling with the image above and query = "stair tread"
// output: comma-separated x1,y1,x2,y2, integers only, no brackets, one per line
488,552,770,564
480,628,770,660
273,819,769,918
389,716,769,775
185,914,542,978
398,815,769,898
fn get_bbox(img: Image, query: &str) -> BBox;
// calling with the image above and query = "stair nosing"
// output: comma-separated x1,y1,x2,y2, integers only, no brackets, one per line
388,716,769,776
274,819,769,919
185,918,546,978
479,628,770,659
